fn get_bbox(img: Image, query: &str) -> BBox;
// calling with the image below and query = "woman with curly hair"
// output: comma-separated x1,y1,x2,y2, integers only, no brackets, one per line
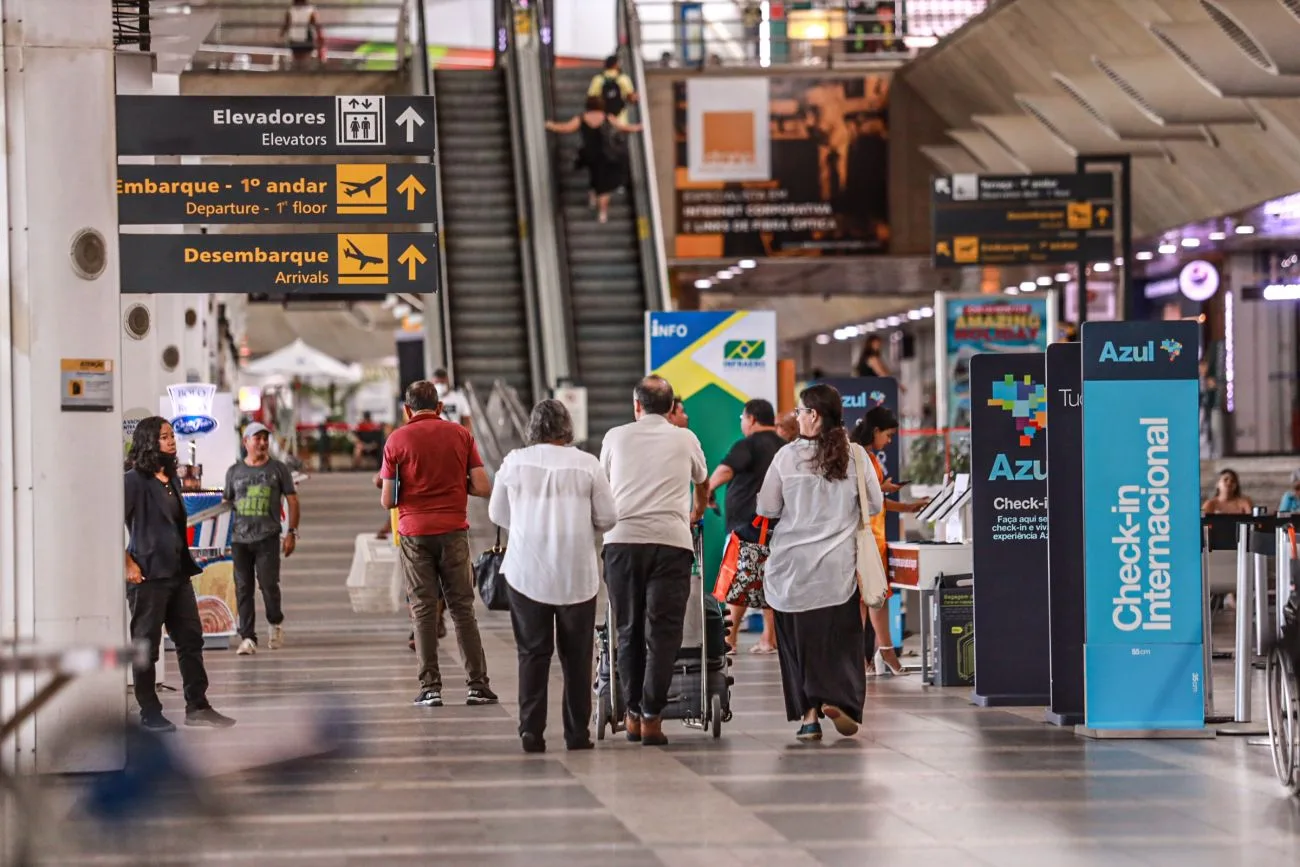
757,384,882,741
124,417,235,732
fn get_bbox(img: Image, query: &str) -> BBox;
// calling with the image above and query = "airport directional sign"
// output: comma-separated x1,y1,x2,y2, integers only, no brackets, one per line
931,172,1116,268
116,164,438,225
119,232,439,295
116,95,437,156
932,234,1115,268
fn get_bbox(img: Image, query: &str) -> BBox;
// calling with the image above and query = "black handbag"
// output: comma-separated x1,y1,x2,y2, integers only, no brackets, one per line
474,527,510,611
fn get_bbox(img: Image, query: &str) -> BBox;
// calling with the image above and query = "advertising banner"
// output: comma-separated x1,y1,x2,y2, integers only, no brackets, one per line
183,492,238,641
1081,321,1204,731
1045,342,1085,726
647,311,778,591
969,352,1051,707
936,294,1052,430
818,376,901,541
673,75,890,259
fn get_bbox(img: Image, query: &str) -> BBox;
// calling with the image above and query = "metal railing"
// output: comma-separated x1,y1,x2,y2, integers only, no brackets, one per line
466,380,530,471
113,0,152,51
634,0,986,69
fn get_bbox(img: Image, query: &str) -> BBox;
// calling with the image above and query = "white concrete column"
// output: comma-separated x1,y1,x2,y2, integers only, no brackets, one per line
0,0,127,772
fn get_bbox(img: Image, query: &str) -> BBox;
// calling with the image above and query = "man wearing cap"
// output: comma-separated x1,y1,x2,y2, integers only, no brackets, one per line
223,423,300,655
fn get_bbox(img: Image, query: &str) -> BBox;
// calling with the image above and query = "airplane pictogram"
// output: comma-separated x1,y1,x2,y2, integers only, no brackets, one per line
341,175,383,198
343,239,383,269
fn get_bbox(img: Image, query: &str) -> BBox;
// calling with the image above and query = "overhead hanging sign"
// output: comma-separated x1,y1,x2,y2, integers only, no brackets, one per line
116,164,438,224
969,352,1051,707
931,172,1115,267
119,233,439,295
116,95,437,156
1081,320,1205,733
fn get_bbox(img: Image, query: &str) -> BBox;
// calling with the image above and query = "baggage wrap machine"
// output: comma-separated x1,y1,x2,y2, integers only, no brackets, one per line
886,473,973,682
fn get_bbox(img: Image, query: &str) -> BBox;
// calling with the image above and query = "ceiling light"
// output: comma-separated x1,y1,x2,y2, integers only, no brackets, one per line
906,310,922,320
920,307,934,318
1054,272,1070,283
382,294,398,308
393,303,412,318
1181,238,1200,248
874,318,887,328
833,328,851,341
1136,251,1154,261
693,279,712,289
1020,281,1036,291
1158,243,1177,255
1036,276,1053,286
1093,262,1111,273
1209,231,1226,241
1236,224,1255,235
738,259,757,269
816,333,831,345
886,316,903,326
844,325,860,337
863,322,877,332
728,266,744,275
1005,286,1020,295
716,271,734,280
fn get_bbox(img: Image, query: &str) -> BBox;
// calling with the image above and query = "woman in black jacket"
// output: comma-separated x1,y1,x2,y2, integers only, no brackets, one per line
124,417,235,732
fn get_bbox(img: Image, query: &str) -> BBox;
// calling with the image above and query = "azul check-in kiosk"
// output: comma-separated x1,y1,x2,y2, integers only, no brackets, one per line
1080,321,1208,736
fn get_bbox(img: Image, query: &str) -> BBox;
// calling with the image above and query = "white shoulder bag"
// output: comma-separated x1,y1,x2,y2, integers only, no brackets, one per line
851,444,889,609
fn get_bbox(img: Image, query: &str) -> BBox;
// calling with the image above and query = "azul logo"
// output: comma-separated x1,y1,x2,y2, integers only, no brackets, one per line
1098,339,1182,364
722,339,766,368
989,453,1047,481
650,321,688,338
844,390,889,410
988,374,1046,447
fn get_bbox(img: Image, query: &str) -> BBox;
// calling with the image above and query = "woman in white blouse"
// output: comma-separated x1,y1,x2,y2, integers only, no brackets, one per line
488,399,619,753
757,384,883,741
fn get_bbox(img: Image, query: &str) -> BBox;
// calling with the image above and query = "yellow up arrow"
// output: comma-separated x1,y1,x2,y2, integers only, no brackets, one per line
398,244,428,281
396,174,427,211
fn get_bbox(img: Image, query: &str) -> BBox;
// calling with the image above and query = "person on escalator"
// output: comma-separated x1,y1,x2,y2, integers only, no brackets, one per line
545,96,642,225
587,55,637,124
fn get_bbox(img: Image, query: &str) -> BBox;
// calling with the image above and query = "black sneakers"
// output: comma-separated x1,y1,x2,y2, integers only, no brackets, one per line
413,688,443,707
140,713,176,733
520,732,546,754
466,687,499,706
185,707,236,728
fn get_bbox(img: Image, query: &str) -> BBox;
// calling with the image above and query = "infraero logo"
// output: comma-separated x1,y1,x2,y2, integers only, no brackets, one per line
723,339,766,368
988,374,1046,447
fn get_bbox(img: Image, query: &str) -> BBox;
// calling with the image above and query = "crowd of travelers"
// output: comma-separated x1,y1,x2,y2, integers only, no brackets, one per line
374,371,921,750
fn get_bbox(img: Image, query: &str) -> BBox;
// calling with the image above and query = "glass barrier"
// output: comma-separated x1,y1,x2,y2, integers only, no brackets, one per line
633,0,986,70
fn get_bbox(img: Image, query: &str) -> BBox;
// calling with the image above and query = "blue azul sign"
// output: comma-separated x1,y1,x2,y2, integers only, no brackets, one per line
818,377,901,542
1081,320,1204,731
170,415,218,436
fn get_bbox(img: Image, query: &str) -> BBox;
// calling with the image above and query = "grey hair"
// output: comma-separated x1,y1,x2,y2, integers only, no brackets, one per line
526,399,575,446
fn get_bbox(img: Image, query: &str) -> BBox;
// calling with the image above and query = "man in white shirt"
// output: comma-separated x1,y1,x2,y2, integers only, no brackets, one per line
432,368,471,432
600,376,709,746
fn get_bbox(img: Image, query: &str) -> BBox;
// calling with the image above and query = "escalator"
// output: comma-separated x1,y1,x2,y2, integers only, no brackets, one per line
550,66,655,446
433,69,535,405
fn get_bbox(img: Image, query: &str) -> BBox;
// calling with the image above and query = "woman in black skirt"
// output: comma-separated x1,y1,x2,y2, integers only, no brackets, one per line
756,384,883,740
545,96,642,224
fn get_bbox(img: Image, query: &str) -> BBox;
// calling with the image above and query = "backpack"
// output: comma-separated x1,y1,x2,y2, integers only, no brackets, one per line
599,74,625,118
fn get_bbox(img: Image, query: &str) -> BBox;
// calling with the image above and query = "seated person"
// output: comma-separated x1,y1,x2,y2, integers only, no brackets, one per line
1280,469,1300,514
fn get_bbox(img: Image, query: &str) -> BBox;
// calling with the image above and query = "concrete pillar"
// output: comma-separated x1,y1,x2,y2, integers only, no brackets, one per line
0,0,127,773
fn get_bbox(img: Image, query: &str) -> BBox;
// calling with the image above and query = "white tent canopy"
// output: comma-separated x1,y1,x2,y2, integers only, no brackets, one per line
242,338,362,386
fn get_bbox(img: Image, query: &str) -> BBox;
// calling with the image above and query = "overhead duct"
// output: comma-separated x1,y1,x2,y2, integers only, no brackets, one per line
1200,0,1300,75
1013,93,1171,159
920,145,985,175
1091,55,1259,126
1051,70,1210,142
970,115,1075,172
946,129,1028,173
1149,21,1300,97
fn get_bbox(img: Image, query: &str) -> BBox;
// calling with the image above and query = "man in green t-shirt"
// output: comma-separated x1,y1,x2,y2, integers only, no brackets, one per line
224,422,300,655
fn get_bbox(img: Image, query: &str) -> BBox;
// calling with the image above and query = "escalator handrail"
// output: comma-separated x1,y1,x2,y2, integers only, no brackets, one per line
617,0,671,311
499,0,550,405
534,0,580,384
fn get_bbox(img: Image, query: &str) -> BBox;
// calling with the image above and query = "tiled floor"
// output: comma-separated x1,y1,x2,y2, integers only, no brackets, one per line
34,473,1300,865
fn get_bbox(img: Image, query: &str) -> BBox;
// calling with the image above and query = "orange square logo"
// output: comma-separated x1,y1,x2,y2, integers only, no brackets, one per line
701,111,755,164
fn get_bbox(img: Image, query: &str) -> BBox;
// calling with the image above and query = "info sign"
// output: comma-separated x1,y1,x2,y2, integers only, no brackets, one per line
969,351,1051,707
1081,320,1204,732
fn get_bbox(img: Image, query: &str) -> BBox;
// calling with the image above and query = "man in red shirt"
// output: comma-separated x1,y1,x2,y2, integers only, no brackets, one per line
380,380,497,708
